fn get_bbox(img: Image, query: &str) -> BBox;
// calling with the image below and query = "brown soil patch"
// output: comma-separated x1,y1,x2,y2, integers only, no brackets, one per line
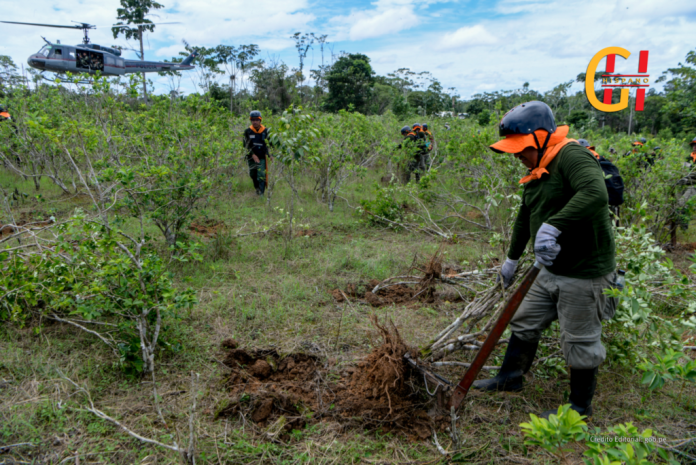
295,229,321,237
0,218,55,239
466,210,483,219
329,253,462,306
330,279,415,307
218,317,442,440
680,242,696,252
188,219,225,237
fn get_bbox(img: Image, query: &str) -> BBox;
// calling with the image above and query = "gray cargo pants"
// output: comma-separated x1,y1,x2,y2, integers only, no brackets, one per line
510,267,617,369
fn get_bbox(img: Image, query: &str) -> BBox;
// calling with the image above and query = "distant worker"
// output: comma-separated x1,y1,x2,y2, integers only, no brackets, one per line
688,137,696,165
444,122,451,131
624,137,647,157
577,139,600,159
422,123,435,151
411,123,428,180
397,125,423,183
0,104,11,122
243,110,271,195
475,101,618,420
670,137,696,243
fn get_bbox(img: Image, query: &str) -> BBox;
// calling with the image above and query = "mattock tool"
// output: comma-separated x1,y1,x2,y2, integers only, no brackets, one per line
404,262,543,410
448,261,543,410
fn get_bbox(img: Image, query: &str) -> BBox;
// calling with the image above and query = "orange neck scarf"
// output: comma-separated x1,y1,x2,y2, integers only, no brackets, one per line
405,132,415,137
589,148,600,160
519,137,577,184
0,112,10,118
250,124,266,134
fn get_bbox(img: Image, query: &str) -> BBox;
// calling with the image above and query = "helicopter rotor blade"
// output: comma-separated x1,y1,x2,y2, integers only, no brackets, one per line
70,21,96,28
1,20,89,29
110,22,181,29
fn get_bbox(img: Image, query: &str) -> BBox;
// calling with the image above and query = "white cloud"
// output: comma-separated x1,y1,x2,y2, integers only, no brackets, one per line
330,0,421,41
362,0,695,99
436,24,497,51
349,8,419,40
2,0,695,101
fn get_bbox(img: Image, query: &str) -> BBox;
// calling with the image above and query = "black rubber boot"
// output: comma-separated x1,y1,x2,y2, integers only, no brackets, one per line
472,333,539,392
541,367,598,419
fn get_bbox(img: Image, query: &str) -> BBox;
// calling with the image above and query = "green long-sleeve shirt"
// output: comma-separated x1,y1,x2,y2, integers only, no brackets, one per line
508,143,616,279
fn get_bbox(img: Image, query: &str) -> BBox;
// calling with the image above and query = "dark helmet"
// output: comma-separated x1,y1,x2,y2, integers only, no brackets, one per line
491,101,557,154
422,123,429,130
250,110,262,119
690,137,696,146
400,125,411,134
577,139,590,148
640,137,647,144
499,101,556,137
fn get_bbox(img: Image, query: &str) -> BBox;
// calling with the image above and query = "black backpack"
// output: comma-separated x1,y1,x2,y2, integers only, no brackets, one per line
598,157,624,206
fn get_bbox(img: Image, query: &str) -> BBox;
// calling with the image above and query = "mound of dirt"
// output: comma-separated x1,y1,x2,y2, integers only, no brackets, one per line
189,219,225,237
330,279,416,307
217,318,441,440
295,229,322,237
0,218,55,239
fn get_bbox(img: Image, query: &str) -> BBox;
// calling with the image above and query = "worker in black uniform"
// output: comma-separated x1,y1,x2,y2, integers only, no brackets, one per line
242,110,271,195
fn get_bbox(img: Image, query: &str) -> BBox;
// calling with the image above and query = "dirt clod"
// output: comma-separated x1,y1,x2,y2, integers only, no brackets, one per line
221,338,239,349
251,398,275,422
249,360,272,378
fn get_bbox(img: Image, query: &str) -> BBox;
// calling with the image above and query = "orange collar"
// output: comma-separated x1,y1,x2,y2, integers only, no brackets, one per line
249,124,266,134
405,132,415,137
589,148,600,160
691,151,696,162
0,112,10,118
519,138,577,184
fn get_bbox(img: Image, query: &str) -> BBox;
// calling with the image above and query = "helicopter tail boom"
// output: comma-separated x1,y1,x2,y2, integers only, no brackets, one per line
180,51,198,67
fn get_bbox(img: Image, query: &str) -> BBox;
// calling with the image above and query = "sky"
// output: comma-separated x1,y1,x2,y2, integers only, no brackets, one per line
1,0,696,99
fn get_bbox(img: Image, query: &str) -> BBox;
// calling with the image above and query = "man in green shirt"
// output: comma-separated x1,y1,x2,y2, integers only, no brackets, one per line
473,101,617,419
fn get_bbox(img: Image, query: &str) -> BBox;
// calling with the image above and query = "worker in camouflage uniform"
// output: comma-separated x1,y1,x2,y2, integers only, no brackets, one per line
474,101,618,419
397,125,423,183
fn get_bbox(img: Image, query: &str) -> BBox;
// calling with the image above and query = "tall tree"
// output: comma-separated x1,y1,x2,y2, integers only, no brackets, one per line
324,53,375,114
212,44,260,112
291,33,313,104
112,0,164,104
0,55,24,94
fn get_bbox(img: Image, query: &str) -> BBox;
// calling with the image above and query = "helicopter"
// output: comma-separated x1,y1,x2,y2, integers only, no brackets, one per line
1,21,198,79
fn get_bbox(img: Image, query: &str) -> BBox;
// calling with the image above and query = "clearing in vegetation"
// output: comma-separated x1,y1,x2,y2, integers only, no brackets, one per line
1,81,695,464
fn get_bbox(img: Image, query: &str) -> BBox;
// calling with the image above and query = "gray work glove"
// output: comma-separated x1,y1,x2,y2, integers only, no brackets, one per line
498,258,518,289
534,223,562,266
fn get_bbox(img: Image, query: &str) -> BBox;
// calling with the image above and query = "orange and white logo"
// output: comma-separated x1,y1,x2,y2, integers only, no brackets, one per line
585,47,649,113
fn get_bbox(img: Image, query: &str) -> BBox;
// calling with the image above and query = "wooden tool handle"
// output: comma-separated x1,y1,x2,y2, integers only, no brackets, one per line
448,262,542,410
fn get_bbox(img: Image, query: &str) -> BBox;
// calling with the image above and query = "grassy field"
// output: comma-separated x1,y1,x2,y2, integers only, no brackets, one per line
1,165,695,465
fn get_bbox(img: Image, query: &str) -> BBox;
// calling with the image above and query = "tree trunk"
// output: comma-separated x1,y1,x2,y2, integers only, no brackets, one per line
229,75,234,113
139,27,148,105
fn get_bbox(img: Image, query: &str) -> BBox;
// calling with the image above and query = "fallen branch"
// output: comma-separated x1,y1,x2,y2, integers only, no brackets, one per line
48,314,120,357
59,372,197,464
432,361,500,371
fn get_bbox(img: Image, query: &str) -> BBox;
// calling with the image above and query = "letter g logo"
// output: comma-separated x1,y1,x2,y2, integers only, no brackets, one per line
586,47,631,112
